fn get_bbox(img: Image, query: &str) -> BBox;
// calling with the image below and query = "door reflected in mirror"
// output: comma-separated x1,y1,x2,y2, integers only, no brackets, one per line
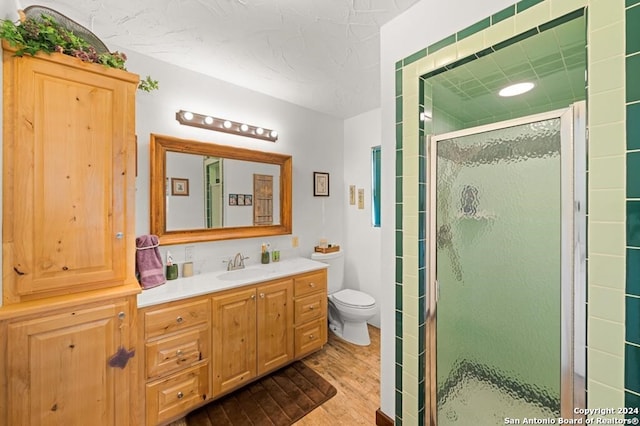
165,151,281,231
150,134,292,245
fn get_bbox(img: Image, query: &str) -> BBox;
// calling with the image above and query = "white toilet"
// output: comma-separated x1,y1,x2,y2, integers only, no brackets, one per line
311,249,377,346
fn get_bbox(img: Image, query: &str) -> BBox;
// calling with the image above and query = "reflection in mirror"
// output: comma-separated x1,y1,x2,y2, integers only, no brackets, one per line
165,152,281,230
150,134,292,245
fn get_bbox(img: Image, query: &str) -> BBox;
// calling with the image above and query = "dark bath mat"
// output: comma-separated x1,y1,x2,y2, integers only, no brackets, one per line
185,361,337,426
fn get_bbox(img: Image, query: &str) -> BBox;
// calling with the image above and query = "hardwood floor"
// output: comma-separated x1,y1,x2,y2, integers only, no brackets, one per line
295,324,380,425
170,325,380,426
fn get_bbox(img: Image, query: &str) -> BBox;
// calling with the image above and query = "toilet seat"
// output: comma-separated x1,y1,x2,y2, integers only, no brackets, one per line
332,289,376,309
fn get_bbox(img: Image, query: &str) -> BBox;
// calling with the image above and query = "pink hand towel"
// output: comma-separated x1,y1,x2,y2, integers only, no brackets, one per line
135,235,166,289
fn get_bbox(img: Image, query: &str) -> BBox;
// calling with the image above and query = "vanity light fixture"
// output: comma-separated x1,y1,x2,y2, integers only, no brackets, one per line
499,82,535,97
175,109,278,142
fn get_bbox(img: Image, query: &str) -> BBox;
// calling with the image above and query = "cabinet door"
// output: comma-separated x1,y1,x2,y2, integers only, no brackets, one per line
211,288,257,396
256,279,294,375
6,300,132,426
4,53,136,302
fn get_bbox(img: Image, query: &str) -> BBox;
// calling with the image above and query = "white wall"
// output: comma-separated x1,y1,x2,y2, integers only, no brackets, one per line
343,109,382,327
0,37,343,280
223,160,280,228
166,151,206,230
378,0,516,418
121,48,344,273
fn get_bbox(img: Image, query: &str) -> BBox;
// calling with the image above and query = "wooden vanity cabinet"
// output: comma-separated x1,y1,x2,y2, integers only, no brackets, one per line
293,270,328,357
139,269,326,424
256,279,295,374
2,296,137,426
2,43,139,304
211,278,294,396
140,298,211,426
1,44,140,425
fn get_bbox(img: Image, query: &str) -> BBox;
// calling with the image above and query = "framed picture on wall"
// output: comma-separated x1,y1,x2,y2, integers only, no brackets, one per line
238,194,245,206
245,194,253,206
314,172,330,196
229,194,237,205
171,178,189,196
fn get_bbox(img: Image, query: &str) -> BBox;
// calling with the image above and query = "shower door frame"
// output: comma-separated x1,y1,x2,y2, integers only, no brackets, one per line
426,101,586,424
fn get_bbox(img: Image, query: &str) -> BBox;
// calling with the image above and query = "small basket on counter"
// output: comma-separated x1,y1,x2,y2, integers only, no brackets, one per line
314,245,340,253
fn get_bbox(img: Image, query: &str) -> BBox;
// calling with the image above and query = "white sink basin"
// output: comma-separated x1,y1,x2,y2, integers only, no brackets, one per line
217,268,266,281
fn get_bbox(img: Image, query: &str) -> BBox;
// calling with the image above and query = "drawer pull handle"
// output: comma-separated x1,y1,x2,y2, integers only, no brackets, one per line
309,282,315,287
176,316,184,324
177,391,184,399
309,306,314,310
176,349,183,357
309,334,314,339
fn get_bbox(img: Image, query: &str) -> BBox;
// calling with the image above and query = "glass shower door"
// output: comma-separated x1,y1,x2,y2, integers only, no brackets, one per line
428,106,583,425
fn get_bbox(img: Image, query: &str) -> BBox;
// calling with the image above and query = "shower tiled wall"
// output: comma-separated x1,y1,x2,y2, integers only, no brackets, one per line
394,0,632,424
625,0,640,411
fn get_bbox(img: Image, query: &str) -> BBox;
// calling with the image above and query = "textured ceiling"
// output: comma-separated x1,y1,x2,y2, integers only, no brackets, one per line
14,0,420,119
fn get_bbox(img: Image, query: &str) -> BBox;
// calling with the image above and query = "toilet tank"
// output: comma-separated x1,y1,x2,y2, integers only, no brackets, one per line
310,250,344,294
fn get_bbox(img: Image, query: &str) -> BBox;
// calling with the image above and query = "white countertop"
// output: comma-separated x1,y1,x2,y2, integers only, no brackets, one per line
137,257,328,308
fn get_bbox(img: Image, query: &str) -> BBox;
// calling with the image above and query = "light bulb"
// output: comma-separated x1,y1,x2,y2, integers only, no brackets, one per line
270,130,278,138
256,127,264,135
223,120,232,129
240,124,249,132
183,111,193,120
499,82,534,97
204,116,214,125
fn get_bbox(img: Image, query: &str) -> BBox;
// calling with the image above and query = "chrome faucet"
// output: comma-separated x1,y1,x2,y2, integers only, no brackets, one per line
226,252,248,271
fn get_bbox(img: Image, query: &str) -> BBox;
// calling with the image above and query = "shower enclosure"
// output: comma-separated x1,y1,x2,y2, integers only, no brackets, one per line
426,102,586,425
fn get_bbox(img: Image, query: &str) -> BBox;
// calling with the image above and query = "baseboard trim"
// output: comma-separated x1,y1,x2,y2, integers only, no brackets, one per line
376,408,394,426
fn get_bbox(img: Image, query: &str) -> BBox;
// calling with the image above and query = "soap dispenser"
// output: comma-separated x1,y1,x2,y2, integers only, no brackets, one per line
166,251,178,280
261,243,270,264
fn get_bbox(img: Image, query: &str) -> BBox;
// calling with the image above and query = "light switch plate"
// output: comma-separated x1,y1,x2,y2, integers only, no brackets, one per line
185,246,194,261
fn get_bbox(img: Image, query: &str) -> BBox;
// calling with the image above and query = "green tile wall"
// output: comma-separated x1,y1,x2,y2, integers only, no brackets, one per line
517,0,545,12
395,62,404,422
626,0,640,415
627,297,640,344
628,249,640,295
492,5,516,24
394,0,636,423
628,103,640,150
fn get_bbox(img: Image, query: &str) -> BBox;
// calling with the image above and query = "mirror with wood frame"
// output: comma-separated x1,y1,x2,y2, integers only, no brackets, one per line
150,134,292,245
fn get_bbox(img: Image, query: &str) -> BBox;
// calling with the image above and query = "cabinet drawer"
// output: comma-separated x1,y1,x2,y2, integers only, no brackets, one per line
146,363,209,426
145,299,209,339
294,271,326,297
294,292,326,325
146,324,209,380
295,317,327,358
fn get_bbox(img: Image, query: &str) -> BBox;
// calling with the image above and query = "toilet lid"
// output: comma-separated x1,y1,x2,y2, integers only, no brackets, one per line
333,289,376,308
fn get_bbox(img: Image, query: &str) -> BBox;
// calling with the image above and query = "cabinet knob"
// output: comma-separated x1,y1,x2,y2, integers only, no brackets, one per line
309,335,314,339
177,391,184,399
118,312,126,320
115,232,124,239
250,294,256,300
309,282,315,287
309,305,314,310
260,293,265,298
176,349,183,357
176,316,183,324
